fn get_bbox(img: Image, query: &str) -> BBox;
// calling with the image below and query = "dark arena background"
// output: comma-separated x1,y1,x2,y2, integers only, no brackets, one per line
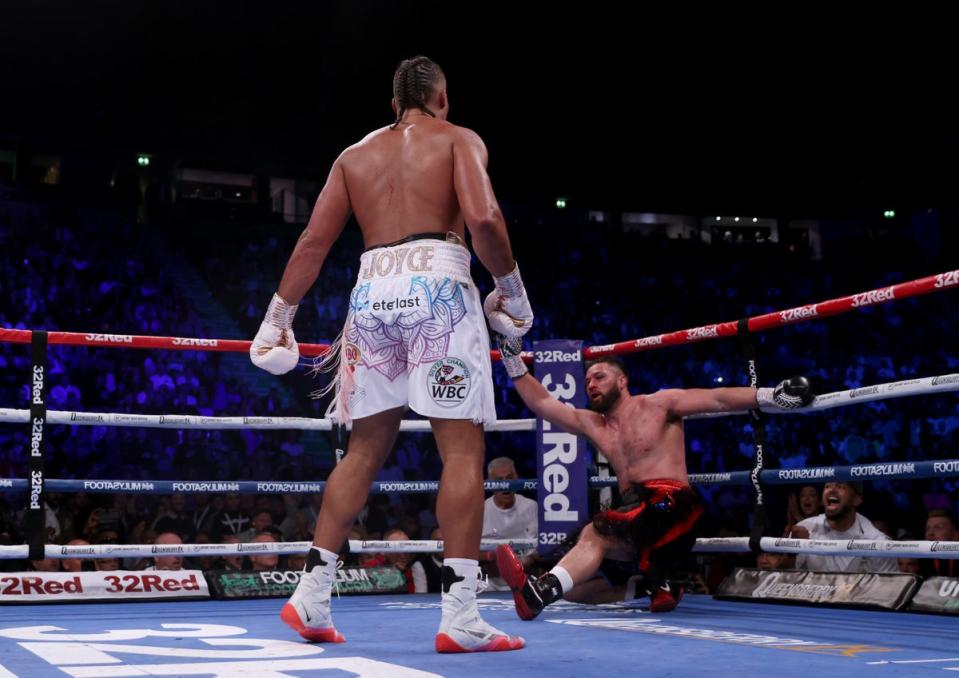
0,4,957,677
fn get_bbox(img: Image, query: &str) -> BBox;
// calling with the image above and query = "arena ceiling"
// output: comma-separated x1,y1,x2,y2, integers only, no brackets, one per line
1,3,954,216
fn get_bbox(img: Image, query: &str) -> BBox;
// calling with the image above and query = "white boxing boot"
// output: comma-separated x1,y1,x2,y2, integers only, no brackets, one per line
435,558,525,653
280,546,346,643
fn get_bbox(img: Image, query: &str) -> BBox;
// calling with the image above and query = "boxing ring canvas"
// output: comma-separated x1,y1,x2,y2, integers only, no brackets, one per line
0,593,957,677
3,272,959,676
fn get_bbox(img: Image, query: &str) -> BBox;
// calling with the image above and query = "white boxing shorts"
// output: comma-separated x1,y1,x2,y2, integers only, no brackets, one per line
324,235,495,426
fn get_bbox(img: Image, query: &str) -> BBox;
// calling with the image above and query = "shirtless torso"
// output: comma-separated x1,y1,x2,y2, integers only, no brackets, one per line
520,359,755,492
338,114,467,247
274,107,512,305
581,392,689,491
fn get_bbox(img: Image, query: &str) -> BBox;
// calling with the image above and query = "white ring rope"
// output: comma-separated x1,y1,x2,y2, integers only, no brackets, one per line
0,409,536,432
1,374,955,432
693,536,959,560
4,536,959,560
685,373,959,418
0,538,538,560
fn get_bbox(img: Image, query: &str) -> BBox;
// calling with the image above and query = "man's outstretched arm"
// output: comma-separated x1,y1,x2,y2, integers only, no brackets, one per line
652,387,758,419
512,373,599,438
653,376,814,418
496,335,598,437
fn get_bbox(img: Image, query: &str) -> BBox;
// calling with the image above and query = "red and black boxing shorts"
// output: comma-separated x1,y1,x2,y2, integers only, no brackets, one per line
592,479,703,573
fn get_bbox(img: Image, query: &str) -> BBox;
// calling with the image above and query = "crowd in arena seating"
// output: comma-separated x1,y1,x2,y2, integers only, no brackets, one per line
1,195,957,583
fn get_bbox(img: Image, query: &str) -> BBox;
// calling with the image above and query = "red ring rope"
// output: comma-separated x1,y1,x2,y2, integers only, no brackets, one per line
2,270,956,361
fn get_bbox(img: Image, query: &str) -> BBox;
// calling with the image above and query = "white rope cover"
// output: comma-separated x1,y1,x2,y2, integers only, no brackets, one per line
5,536,959,560
0,409,536,432
0,538,540,560
694,536,959,559
2,374,953,431
685,373,959,419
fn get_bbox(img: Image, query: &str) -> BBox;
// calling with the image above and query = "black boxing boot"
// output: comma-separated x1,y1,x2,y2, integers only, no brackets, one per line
649,580,685,612
496,544,564,620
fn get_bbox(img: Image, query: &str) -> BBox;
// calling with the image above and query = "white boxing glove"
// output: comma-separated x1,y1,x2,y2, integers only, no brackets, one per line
484,263,533,338
250,293,300,375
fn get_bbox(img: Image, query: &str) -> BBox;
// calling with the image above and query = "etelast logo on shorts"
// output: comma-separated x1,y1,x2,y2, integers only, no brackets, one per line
371,296,421,311
427,357,471,407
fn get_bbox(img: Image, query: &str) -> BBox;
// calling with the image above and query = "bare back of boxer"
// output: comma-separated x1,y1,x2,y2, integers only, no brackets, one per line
273,60,515,306
334,109,464,249
253,56,530,653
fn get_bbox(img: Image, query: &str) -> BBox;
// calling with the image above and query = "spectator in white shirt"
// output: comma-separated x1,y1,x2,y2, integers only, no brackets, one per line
481,457,538,590
790,482,897,573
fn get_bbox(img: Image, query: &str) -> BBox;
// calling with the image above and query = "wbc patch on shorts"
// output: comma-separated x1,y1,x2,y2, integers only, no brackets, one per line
427,357,472,407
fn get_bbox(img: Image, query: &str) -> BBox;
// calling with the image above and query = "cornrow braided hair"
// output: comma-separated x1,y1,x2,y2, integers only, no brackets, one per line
390,56,445,130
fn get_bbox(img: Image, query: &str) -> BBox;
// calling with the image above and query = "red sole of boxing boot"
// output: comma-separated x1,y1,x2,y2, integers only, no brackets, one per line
280,603,346,643
435,632,525,653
